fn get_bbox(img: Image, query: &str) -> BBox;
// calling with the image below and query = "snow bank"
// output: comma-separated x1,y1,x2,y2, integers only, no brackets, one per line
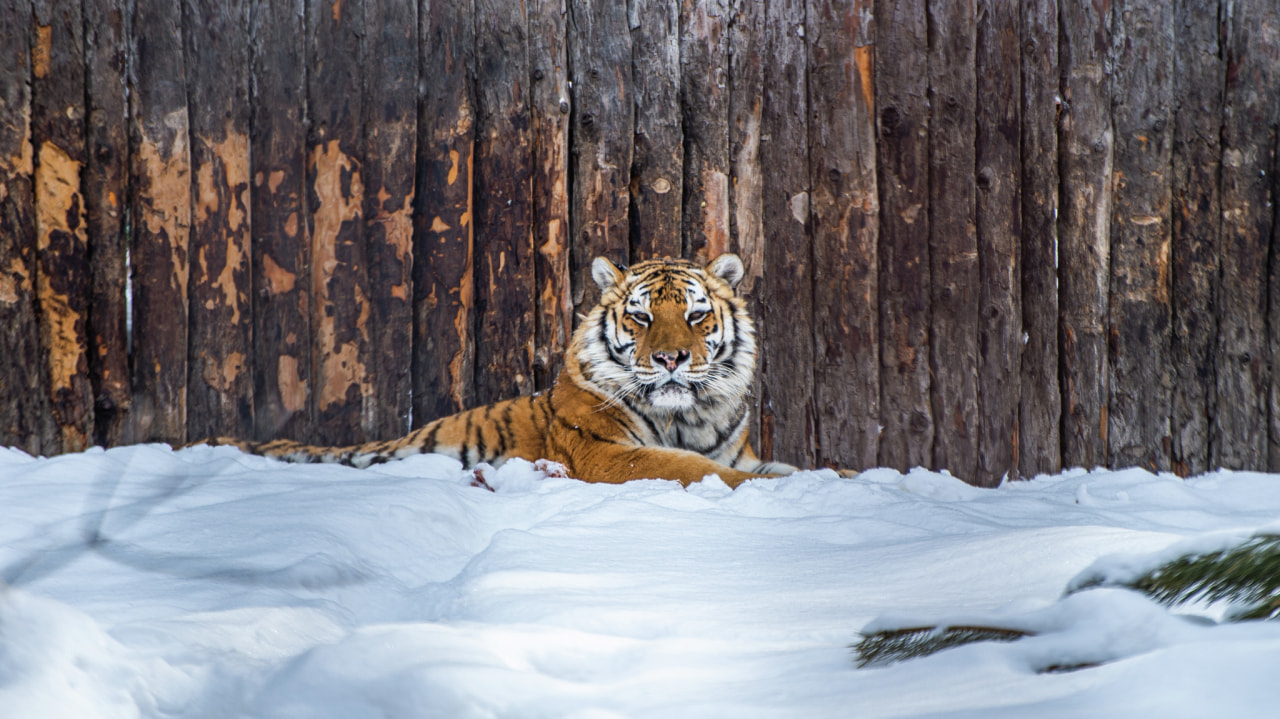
2,445,1280,717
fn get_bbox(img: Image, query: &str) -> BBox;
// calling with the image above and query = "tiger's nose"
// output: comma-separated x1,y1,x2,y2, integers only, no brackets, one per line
652,349,689,372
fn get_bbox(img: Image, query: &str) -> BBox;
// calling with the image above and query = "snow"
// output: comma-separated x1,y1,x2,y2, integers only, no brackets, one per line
3,443,1280,718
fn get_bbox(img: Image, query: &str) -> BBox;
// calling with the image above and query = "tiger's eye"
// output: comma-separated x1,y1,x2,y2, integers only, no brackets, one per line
688,310,708,323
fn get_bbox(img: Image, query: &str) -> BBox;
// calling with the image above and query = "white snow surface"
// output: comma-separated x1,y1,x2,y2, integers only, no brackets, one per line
3,444,1280,718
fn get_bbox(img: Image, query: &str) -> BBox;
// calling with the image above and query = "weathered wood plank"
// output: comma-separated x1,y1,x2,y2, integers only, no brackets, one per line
1058,0,1112,469
473,0,536,405
1018,0,1061,477
568,0,633,312
628,0,682,261
363,0,417,437
83,0,131,447
530,0,572,390
129,0,192,445
1107,0,1174,472
184,0,254,442
249,0,311,441
0,0,52,454
875,0,931,472
307,0,371,446
974,0,1021,486
728,0,764,451
1169,0,1222,477
757,0,814,468
1216,0,1276,470
808,0,879,470
413,0,476,425
679,0,730,264
32,0,93,453
927,0,978,479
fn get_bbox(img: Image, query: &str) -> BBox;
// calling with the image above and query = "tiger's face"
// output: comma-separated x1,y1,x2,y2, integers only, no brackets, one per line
577,254,756,415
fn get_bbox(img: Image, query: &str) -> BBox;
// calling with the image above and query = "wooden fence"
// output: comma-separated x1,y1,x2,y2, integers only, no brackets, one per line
2,0,1279,486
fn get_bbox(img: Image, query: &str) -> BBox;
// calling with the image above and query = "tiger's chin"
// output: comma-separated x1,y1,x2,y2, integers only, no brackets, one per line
648,383,696,411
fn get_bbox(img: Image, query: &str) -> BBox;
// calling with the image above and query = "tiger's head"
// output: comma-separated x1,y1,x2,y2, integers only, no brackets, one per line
572,254,756,415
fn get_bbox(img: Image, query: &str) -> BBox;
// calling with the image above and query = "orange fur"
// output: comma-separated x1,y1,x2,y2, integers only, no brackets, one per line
201,254,797,488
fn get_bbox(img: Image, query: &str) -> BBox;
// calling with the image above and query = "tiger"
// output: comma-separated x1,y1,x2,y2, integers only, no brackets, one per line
200,253,798,488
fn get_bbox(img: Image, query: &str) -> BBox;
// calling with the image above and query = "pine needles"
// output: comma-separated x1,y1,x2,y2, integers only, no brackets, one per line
1070,533,1280,621
853,531,1280,668
854,625,1029,668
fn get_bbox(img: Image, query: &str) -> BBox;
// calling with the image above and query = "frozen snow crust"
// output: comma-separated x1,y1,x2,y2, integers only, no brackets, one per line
3,444,1280,718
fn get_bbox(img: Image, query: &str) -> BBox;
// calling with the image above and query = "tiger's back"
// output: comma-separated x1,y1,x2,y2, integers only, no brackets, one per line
203,254,796,487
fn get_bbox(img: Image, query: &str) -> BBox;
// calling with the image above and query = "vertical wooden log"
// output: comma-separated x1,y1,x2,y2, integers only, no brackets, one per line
84,0,131,447
628,0,683,260
679,0,730,264
362,0,417,437
728,0,765,451
728,0,764,292
1018,0,1061,477
250,0,311,441
413,0,476,425
32,0,93,453
307,0,371,445
473,0,536,405
530,0,572,390
808,0,879,470
1216,0,1276,470
757,0,814,468
1058,0,1112,469
875,0,931,472
568,0,633,313
1169,0,1222,477
0,0,52,455
926,0,978,478
130,0,192,445
1107,0,1174,472
974,0,1021,486
184,0,254,441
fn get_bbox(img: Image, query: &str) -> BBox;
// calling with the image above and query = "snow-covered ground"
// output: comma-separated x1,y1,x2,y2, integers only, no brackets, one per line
3,443,1279,718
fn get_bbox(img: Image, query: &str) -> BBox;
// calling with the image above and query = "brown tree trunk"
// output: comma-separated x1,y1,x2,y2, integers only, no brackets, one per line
1058,0,1112,469
129,0,192,446
0,0,53,455
927,0,978,479
679,0,729,265
1018,0,1061,478
413,0,476,425
809,0,879,470
628,0,683,261
757,0,814,469
530,0,572,390
184,0,254,442
32,0,93,453
1216,0,1277,470
876,0,931,472
307,0,372,446
975,0,1022,486
362,0,417,438
473,0,537,406
84,0,132,448
1107,0,1174,472
1169,0,1223,477
250,0,311,441
568,0,633,312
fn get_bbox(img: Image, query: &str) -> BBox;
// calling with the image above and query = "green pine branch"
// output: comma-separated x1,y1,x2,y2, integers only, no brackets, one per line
853,532,1280,669
1070,533,1280,621
853,625,1029,668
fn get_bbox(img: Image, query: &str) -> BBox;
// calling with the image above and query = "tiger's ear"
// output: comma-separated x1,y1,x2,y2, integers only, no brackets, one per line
591,256,625,292
706,253,745,290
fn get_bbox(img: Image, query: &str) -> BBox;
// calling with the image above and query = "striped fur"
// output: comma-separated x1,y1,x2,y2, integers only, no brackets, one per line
201,254,798,487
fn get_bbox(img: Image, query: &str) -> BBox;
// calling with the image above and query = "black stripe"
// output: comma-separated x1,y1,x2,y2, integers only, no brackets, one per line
475,407,490,463
732,440,747,467
496,402,513,458
423,421,442,453
460,412,474,467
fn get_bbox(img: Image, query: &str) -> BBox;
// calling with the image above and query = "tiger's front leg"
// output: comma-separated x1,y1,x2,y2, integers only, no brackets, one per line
556,441,779,488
